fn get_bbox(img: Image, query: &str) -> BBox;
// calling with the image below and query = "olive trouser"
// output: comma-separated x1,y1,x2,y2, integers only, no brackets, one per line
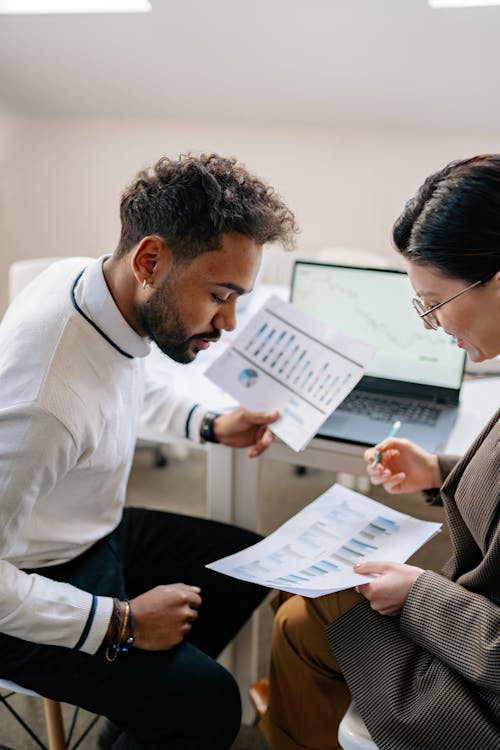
260,588,364,750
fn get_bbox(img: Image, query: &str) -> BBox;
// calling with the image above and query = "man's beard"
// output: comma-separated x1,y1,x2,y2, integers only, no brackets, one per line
136,280,219,364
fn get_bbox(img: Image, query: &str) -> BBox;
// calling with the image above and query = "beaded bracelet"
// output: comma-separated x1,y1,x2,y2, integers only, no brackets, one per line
104,597,121,659
105,599,135,662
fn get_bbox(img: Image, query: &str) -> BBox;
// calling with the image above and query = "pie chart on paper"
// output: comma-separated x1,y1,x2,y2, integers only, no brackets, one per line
238,367,259,388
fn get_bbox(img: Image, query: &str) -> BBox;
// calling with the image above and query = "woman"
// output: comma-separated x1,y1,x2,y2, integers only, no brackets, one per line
259,155,500,750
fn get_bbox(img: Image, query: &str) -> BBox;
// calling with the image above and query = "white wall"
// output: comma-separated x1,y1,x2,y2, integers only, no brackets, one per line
1,115,500,313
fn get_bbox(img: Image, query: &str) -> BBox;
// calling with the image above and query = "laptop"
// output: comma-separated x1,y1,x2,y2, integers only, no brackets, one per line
290,261,466,452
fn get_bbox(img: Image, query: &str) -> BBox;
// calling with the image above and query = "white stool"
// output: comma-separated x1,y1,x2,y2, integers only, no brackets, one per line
0,677,99,750
0,677,67,750
338,701,379,749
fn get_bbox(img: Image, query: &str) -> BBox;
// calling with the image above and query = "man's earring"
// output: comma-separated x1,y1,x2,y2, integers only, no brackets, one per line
142,279,147,290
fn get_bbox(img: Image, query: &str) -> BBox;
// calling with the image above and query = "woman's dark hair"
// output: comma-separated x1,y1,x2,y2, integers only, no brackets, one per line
115,153,298,260
393,154,500,283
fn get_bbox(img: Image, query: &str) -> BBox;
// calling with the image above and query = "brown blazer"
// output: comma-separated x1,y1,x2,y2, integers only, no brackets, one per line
326,409,500,750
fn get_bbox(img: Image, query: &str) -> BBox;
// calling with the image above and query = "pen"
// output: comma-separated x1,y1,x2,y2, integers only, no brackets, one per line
372,420,401,466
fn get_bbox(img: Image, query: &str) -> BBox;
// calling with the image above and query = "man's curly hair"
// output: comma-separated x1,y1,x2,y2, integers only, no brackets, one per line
115,153,298,259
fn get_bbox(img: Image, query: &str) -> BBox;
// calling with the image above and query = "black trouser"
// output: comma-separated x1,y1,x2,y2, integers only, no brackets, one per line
0,508,267,750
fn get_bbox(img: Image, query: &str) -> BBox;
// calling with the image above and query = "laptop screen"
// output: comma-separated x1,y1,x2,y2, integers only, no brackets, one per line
290,261,465,390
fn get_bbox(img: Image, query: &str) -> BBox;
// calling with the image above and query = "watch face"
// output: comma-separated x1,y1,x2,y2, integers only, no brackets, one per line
201,412,219,443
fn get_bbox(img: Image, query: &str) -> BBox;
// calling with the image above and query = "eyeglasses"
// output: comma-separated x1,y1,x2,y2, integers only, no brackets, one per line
412,275,494,331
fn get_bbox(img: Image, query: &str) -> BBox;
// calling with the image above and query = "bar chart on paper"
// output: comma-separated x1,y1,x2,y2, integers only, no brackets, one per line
205,295,375,451
207,484,442,597
241,316,353,409
244,324,333,398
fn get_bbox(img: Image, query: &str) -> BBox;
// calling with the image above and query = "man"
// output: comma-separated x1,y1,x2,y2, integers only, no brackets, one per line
0,153,297,750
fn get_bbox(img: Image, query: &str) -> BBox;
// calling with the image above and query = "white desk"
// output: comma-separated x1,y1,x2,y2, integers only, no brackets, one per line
205,375,500,532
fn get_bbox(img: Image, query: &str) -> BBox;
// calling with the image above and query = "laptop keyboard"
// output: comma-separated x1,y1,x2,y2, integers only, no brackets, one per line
338,392,441,426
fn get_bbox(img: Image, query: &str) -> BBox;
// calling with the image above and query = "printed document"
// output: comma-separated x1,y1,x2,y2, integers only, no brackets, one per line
207,483,442,597
204,295,375,451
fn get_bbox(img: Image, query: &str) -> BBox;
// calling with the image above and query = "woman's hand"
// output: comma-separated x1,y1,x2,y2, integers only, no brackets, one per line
364,438,441,494
355,561,424,616
213,408,280,457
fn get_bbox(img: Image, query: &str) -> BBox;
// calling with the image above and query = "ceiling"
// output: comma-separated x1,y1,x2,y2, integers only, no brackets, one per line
0,0,499,131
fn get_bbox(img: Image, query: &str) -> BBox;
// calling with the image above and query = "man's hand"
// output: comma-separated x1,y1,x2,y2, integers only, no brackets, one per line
354,561,424,616
213,408,280,457
130,583,202,651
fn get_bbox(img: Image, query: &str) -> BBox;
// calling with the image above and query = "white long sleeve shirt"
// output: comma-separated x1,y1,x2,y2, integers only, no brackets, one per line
0,257,205,654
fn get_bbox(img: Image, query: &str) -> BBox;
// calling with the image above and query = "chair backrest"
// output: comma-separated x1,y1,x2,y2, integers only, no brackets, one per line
8,257,63,302
310,247,392,269
261,245,398,287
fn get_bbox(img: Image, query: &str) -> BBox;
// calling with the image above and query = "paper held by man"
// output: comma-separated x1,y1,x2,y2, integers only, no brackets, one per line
207,484,441,597
204,294,375,452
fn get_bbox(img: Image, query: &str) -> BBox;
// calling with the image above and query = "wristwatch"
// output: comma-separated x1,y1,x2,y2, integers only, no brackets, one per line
200,411,221,443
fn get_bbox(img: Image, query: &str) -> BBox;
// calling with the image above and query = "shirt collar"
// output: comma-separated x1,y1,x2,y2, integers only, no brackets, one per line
74,255,150,358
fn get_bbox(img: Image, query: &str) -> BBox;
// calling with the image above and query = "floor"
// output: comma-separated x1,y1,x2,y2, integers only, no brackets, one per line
1,444,450,749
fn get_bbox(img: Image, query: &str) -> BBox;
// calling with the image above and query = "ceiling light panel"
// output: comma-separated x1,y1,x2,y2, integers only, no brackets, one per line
429,1,500,7
0,0,151,14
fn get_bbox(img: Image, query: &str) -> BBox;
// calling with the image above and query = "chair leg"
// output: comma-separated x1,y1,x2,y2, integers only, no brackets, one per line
43,699,66,750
